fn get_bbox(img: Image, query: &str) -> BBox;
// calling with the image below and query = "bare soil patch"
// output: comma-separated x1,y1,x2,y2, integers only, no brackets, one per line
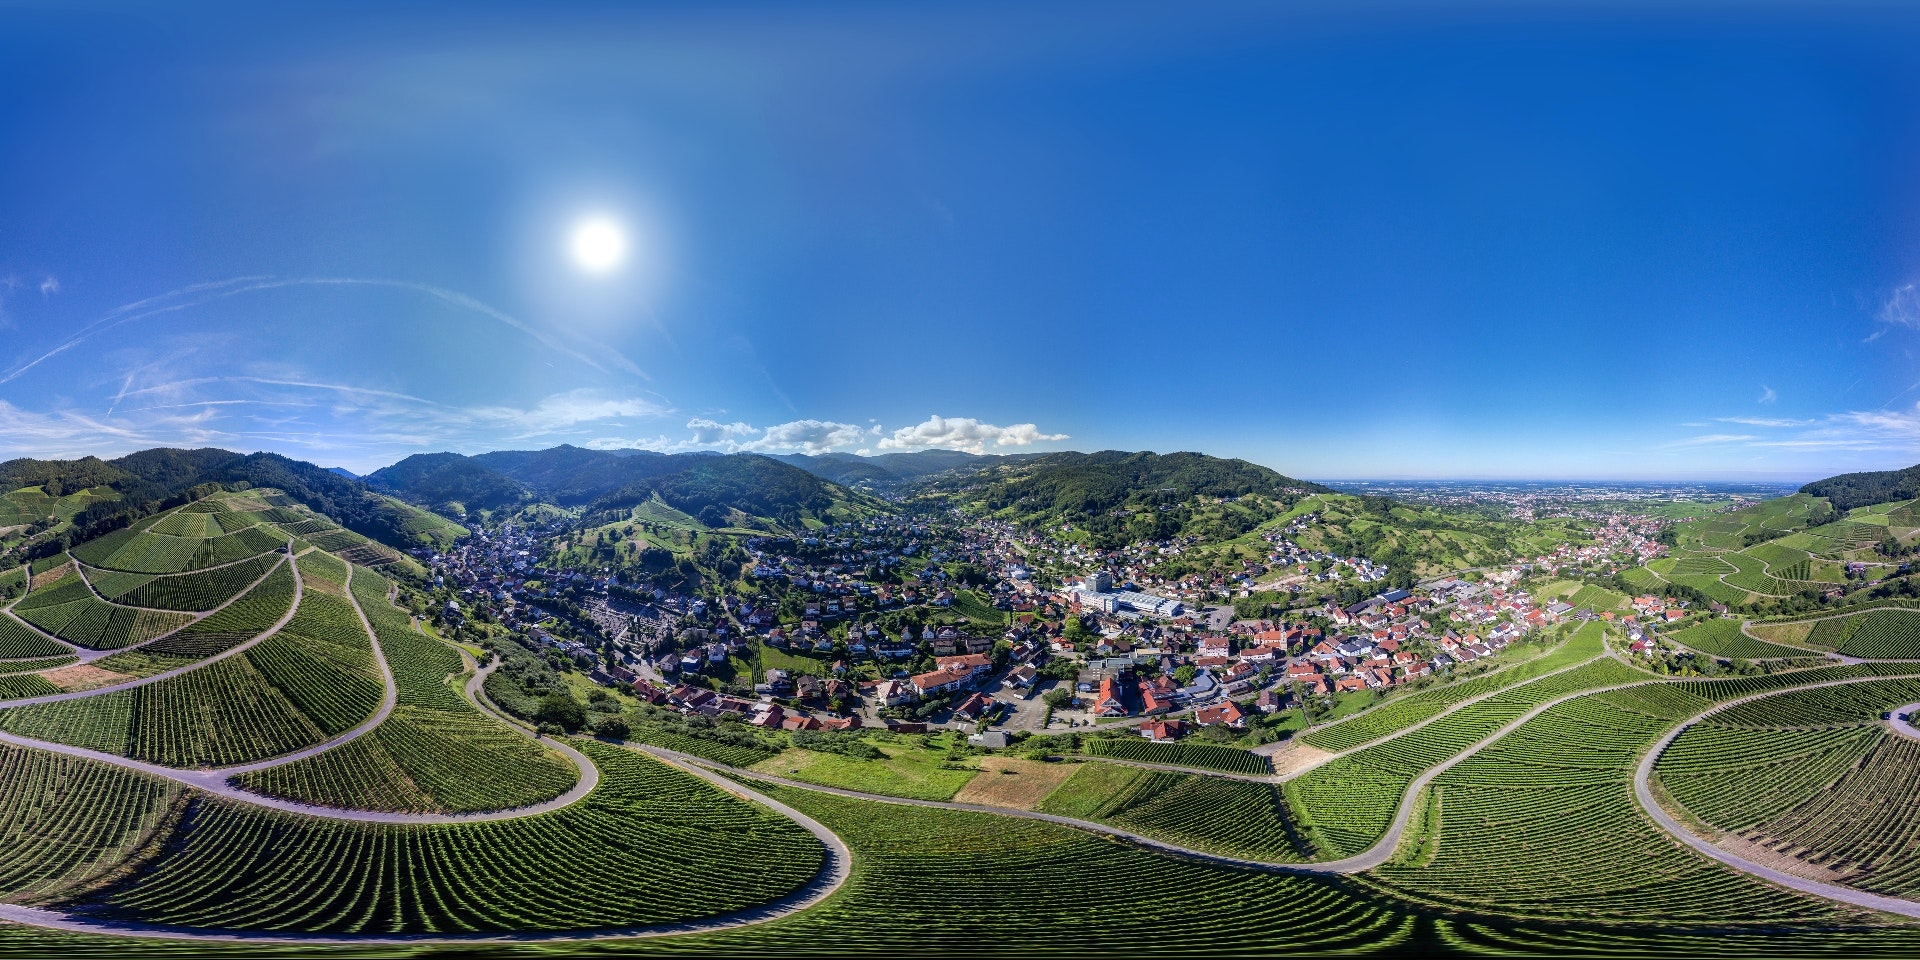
1269,743,1336,778
43,664,133,693
951,756,1079,810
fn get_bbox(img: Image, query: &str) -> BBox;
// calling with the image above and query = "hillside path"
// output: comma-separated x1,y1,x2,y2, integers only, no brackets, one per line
1888,702,1920,742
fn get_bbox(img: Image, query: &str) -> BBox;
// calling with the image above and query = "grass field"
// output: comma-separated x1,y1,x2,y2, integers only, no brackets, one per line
749,735,981,801
1668,619,1811,659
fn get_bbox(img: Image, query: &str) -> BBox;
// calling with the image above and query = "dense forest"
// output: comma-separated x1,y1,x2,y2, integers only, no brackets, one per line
1800,463,1920,511
949,450,1329,548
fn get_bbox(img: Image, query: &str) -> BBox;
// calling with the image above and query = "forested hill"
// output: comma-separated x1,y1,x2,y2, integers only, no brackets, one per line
1801,463,1920,511
938,450,1330,548
367,445,884,530
0,448,462,556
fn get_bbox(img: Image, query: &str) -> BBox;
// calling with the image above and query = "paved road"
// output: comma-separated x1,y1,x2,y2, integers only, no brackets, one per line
1633,677,1920,920
1887,702,1920,742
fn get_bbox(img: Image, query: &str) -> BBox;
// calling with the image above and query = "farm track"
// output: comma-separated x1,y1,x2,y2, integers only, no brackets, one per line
0,549,294,669
1635,676,1920,920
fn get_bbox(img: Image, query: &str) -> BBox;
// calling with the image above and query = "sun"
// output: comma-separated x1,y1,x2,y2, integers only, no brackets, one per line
569,217,626,273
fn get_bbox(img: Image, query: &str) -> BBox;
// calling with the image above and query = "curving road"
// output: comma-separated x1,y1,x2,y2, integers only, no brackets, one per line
1887,702,1920,742
1633,677,1920,920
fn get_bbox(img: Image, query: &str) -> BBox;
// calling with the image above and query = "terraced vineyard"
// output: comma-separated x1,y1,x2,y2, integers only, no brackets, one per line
62,745,823,934
1798,609,1920,659
1656,676,1920,897
0,614,65,660
0,744,183,904
1363,679,1874,926
677,783,1415,955
1037,762,1312,862
85,553,279,612
1285,626,1646,859
237,572,577,814
1081,736,1270,774
10,569,193,651
0,553,383,766
1669,618,1810,659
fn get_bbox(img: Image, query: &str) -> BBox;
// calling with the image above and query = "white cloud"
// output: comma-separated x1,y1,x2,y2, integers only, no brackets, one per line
687,418,760,447
1758,385,1776,404
38,276,59,297
877,415,1069,454
1662,433,1759,448
745,419,869,455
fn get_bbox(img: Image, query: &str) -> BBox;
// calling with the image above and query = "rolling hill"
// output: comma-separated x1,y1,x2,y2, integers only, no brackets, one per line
1801,462,1920,511
368,445,886,530
0,448,464,560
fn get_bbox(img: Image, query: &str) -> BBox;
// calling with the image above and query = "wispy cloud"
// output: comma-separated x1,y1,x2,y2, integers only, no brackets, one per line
1662,433,1759,448
1672,404,1920,456
0,275,645,386
38,276,59,297
1758,385,1777,404
1715,416,1813,428
1880,283,1920,331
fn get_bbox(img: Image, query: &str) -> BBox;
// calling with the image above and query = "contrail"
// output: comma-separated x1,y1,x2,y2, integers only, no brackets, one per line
1,276,648,385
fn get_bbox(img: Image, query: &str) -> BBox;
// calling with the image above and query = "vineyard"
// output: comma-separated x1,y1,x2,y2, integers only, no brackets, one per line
1656,676,1920,897
1285,633,1647,860
0,744,183,905
1668,618,1810,659
0,614,65,660
62,745,824,935
1799,609,1920,659
88,554,279,612
1362,681,1870,926
237,572,577,814
10,570,193,651
1081,736,1270,775
1036,762,1312,862
0,554,382,766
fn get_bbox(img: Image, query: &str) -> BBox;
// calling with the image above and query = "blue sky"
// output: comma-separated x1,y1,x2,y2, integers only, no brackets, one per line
2,1,1918,480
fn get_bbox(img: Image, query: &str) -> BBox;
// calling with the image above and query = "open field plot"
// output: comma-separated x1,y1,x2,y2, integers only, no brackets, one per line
1287,656,1648,857
750,737,981,801
1037,761,1312,862
1804,609,1920,659
1082,736,1270,774
1657,678,1920,897
238,573,576,814
0,744,183,905
63,744,823,935
1363,687,1871,926
1668,619,1810,659
950,756,1077,808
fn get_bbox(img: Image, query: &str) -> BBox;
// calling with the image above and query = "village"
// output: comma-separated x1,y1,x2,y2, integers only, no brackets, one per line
415,494,1696,750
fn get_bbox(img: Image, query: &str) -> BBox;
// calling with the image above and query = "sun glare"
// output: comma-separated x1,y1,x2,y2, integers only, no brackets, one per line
569,217,626,273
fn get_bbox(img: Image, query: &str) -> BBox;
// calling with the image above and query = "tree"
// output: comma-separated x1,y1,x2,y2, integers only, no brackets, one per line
592,716,631,740
535,689,587,731
1173,665,1197,686
1042,687,1073,709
